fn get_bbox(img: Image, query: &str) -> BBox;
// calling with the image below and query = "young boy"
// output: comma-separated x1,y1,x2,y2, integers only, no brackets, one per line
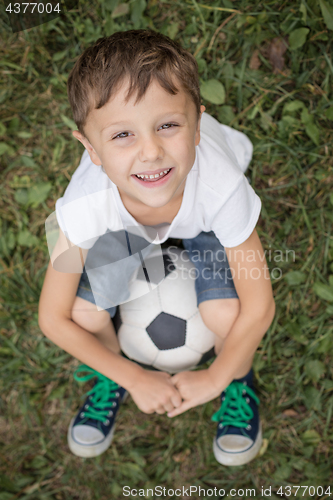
38,29,275,466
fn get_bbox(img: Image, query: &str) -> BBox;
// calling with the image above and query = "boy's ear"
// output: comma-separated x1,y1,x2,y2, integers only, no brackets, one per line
195,105,206,146
72,130,102,166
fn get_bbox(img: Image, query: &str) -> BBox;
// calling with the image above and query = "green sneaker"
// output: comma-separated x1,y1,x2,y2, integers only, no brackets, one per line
212,369,262,466
67,364,127,458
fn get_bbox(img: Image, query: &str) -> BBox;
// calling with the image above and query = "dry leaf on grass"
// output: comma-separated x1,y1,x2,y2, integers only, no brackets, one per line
259,438,269,456
282,409,298,417
268,37,288,74
172,448,191,462
249,49,261,69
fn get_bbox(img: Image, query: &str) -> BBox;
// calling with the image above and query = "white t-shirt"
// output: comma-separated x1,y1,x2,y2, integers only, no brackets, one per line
55,112,261,249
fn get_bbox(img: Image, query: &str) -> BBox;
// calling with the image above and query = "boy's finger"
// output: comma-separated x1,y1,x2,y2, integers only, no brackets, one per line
155,406,165,414
163,400,178,413
171,392,183,409
167,400,192,418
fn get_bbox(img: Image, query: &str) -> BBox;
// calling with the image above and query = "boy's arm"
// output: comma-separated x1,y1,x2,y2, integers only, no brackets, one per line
168,228,275,417
39,228,182,414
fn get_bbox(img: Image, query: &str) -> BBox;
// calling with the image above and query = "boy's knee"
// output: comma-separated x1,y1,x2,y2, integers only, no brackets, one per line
199,298,240,339
71,297,111,333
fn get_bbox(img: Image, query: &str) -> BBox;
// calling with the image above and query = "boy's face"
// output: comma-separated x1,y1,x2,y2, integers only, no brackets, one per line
73,78,205,211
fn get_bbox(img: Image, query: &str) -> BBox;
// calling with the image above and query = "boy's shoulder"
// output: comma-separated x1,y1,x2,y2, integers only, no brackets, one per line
55,153,121,249
199,112,253,175
195,113,253,199
56,150,115,215
66,150,110,198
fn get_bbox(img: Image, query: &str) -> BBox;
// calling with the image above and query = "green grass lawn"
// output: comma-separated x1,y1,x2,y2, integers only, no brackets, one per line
1,0,333,498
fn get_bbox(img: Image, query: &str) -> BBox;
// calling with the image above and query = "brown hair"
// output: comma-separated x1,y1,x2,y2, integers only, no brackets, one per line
67,29,201,137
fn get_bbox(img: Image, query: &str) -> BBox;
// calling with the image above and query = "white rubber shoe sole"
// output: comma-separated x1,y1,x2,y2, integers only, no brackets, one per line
213,423,262,466
67,391,128,458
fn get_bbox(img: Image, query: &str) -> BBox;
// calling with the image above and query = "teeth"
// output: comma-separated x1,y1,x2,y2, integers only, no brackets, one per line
136,169,171,180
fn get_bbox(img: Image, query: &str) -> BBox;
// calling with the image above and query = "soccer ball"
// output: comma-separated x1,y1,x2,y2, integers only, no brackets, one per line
113,246,216,374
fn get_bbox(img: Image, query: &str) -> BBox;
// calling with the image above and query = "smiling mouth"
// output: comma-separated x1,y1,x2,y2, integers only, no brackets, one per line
134,168,172,182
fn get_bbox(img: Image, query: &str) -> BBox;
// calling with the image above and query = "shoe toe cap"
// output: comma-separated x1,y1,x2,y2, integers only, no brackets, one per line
72,425,105,445
217,434,253,453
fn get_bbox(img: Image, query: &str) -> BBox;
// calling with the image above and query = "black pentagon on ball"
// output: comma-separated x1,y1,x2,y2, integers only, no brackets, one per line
136,254,176,284
147,312,186,350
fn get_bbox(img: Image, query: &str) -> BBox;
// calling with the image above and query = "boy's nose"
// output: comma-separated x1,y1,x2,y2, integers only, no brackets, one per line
138,134,163,163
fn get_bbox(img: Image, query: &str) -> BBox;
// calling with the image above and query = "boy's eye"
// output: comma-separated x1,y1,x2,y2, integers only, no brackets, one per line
159,123,177,130
113,131,131,139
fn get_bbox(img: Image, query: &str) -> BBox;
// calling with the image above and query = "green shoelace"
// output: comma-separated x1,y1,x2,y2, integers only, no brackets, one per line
211,380,259,428
73,364,120,423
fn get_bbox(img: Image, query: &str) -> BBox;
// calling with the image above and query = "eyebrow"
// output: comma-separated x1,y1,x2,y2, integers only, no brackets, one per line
101,121,130,133
101,112,187,133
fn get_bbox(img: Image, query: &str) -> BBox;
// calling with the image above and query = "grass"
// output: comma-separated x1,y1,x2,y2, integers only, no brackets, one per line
1,0,333,498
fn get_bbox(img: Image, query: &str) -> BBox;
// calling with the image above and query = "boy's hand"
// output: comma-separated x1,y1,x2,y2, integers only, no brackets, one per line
167,369,221,417
127,369,183,415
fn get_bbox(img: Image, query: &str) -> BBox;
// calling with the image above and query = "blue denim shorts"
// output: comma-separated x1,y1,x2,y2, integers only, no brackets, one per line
76,230,238,318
